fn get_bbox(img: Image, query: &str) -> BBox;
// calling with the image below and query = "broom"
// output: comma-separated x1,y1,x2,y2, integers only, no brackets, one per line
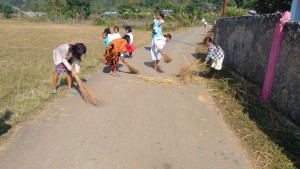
127,64,139,74
123,60,139,74
157,49,172,63
74,74,99,106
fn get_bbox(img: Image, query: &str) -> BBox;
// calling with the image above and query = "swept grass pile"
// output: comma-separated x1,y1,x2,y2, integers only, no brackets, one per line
137,76,179,85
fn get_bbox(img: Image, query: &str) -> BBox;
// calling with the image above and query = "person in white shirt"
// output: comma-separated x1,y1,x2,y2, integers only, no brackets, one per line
111,26,121,41
123,26,135,58
151,34,172,71
52,43,86,94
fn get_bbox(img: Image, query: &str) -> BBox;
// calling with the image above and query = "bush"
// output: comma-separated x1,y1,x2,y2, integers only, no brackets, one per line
226,7,247,17
2,3,13,19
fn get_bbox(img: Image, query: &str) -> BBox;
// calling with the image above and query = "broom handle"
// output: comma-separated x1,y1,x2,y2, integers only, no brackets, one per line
157,48,164,55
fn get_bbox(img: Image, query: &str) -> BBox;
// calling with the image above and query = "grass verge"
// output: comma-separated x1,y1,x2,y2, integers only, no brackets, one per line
191,44,300,169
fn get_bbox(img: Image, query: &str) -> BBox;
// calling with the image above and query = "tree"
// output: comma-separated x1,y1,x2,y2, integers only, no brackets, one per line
116,2,135,13
65,0,92,19
2,3,14,18
245,0,292,13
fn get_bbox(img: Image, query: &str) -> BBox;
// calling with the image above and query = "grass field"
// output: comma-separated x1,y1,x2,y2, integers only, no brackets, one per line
0,19,182,141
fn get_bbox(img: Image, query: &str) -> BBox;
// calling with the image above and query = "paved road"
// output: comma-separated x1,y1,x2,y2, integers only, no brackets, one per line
0,27,252,169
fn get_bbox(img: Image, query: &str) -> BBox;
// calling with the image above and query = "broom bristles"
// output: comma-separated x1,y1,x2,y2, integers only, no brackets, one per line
162,53,172,63
127,64,139,74
157,49,172,63
74,74,99,106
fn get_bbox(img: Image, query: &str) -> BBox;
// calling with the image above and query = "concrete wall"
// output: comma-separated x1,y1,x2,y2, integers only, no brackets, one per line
214,14,300,124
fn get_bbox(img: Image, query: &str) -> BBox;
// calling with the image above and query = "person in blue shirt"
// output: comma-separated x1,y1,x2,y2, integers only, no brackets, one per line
152,11,165,45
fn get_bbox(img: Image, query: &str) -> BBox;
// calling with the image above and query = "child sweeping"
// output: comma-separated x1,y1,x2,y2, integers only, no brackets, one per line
123,26,135,58
152,11,164,46
104,35,130,76
52,43,86,94
151,34,172,71
202,36,225,78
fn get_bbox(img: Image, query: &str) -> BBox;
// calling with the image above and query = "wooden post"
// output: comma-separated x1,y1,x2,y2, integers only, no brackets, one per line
222,0,228,17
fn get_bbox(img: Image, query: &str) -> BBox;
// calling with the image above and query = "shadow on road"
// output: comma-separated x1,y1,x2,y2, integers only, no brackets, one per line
172,39,198,47
144,47,151,51
144,61,153,69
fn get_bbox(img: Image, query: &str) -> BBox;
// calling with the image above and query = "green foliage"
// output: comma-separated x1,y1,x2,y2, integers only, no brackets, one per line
227,0,237,7
65,0,92,19
226,7,247,17
117,2,135,13
245,0,292,14
2,3,14,19
202,12,220,24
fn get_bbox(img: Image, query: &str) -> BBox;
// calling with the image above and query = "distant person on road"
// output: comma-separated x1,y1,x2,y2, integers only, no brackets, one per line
204,21,207,28
52,43,86,94
111,26,121,41
151,34,172,71
104,35,130,76
202,36,225,78
152,11,164,45
123,26,135,58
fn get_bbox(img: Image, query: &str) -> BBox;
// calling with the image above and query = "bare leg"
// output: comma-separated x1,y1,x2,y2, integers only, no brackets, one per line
154,60,160,70
66,71,72,90
52,71,60,90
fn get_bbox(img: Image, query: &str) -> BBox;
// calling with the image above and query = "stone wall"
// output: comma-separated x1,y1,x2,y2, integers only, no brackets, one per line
214,14,300,124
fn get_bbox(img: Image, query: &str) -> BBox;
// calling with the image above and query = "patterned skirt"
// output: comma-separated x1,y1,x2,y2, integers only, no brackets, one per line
104,44,120,69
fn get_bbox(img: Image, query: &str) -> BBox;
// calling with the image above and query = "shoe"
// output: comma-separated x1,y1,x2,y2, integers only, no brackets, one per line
67,89,77,94
51,89,58,94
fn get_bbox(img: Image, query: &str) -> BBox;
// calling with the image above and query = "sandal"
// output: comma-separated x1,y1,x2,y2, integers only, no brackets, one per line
67,89,78,94
51,89,58,94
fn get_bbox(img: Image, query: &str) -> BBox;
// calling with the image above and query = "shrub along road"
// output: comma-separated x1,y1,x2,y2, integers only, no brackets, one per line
0,27,252,169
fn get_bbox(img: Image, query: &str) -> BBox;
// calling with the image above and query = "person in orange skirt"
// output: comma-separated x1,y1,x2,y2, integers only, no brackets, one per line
123,26,135,58
104,35,130,76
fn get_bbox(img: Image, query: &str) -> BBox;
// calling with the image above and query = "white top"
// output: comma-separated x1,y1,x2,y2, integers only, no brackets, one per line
107,34,113,42
111,33,121,41
154,36,166,50
126,32,133,45
53,44,80,73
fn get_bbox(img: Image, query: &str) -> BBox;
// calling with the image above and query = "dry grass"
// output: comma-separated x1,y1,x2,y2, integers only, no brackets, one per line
0,18,186,142
137,76,179,85
136,44,300,168
187,45,300,169
74,74,99,106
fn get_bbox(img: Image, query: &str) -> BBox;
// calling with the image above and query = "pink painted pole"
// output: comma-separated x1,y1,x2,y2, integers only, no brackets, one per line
261,12,291,103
